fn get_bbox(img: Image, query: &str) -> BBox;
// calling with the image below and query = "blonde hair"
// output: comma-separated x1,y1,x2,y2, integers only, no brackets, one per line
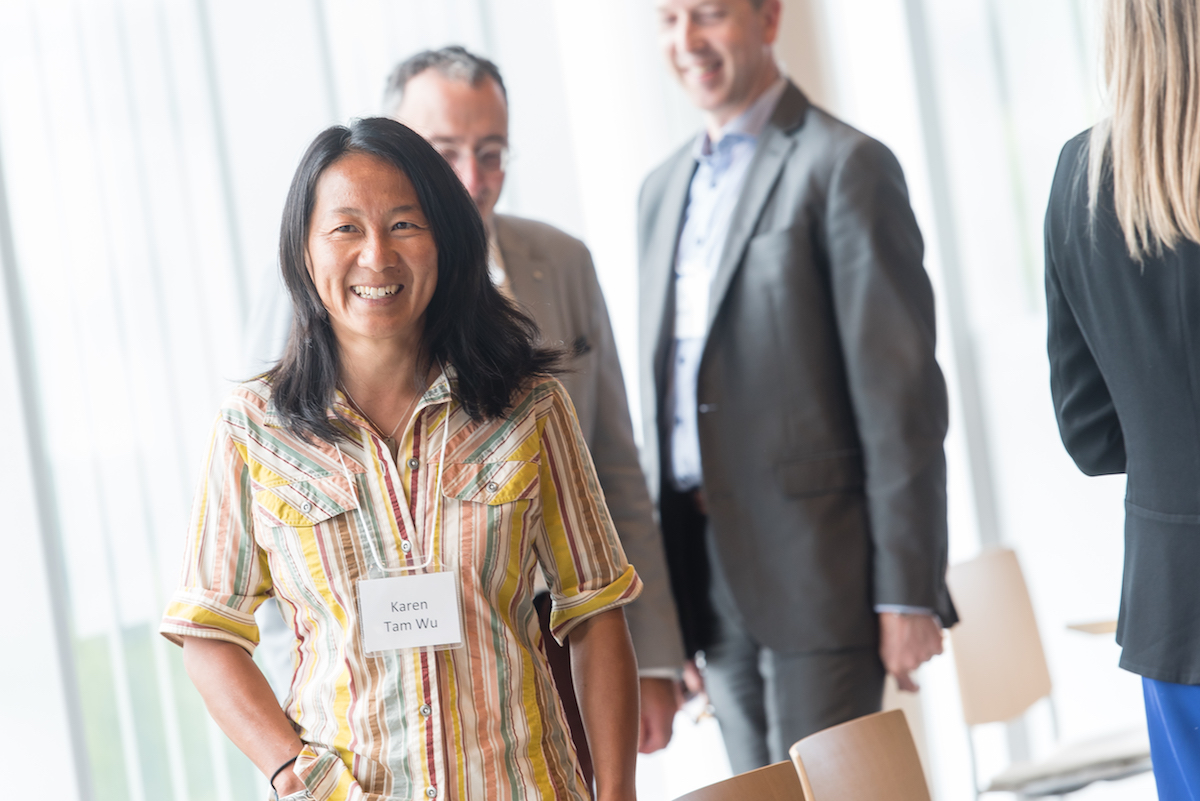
1088,0,1200,262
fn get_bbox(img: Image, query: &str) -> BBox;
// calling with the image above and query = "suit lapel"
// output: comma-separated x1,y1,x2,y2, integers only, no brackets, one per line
704,83,809,336
496,216,552,315
644,153,700,383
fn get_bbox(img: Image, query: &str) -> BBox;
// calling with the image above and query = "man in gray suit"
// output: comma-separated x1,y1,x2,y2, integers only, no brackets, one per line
639,0,957,771
382,48,687,761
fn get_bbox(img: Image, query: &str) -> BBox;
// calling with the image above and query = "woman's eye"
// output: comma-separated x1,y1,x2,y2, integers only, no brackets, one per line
394,221,418,230
334,224,357,233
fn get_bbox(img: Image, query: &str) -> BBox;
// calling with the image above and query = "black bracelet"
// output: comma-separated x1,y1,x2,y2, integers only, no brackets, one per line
270,755,299,791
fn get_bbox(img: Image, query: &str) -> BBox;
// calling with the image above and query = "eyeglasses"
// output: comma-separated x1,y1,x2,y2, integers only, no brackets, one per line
434,143,510,174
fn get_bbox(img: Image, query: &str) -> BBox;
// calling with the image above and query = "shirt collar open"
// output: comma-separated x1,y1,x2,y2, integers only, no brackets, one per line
693,75,789,160
262,363,457,429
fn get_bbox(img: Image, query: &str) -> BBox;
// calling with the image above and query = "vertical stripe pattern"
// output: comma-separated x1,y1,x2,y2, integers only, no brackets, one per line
160,369,642,801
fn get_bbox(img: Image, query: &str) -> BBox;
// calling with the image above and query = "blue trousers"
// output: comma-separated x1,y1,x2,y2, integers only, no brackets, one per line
1144,677,1200,801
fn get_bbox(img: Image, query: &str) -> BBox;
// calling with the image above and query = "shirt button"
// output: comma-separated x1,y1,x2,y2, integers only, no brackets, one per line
401,540,413,553
425,788,438,798
486,481,499,493
420,703,432,717
300,502,312,513
407,458,420,469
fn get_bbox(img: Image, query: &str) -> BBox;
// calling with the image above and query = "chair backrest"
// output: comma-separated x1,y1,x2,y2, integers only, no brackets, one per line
672,761,806,801
789,710,930,801
946,547,1053,725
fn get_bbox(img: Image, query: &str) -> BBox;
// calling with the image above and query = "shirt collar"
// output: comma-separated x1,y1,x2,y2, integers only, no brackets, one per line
329,363,456,421
263,364,457,428
693,76,789,159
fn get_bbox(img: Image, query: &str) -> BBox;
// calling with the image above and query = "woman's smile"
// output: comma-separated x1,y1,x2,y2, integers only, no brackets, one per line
306,151,439,346
351,283,403,299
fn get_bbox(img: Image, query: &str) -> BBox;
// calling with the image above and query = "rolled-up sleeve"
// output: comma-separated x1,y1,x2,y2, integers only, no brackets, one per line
533,380,642,642
160,412,273,653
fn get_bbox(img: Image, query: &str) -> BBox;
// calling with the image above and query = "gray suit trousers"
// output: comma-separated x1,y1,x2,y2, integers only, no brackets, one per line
702,524,885,772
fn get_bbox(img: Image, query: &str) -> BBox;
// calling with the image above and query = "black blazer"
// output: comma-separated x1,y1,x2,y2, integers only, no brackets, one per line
1046,130,1200,685
637,83,957,656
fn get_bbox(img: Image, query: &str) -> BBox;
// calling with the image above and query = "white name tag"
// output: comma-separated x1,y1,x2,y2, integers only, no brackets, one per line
358,572,464,653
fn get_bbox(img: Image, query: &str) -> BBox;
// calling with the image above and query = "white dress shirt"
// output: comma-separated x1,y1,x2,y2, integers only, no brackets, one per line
669,78,787,491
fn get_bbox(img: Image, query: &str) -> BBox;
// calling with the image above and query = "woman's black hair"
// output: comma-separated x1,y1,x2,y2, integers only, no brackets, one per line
268,116,560,444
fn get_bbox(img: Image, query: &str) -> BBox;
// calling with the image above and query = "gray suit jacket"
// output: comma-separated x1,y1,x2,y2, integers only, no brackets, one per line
497,214,685,671
637,83,956,656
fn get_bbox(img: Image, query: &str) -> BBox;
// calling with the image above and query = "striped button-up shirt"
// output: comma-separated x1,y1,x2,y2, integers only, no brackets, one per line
161,369,641,801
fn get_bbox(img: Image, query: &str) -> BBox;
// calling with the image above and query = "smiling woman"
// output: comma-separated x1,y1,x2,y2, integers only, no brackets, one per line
305,153,439,351
270,118,555,444
158,117,644,801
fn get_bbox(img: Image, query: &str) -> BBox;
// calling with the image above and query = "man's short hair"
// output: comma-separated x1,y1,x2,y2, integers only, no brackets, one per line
382,45,507,116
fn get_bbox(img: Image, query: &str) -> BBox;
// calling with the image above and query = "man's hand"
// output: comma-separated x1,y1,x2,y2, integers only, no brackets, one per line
878,612,944,692
637,677,682,753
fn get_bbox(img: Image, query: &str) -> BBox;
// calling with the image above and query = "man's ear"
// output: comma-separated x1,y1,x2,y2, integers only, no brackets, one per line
760,0,783,46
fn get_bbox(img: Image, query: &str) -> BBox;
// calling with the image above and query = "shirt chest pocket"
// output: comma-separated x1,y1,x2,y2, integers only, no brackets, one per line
253,472,360,528
441,460,540,506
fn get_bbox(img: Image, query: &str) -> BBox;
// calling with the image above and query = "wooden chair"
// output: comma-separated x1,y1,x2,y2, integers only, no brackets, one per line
671,761,806,801
946,547,1151,796
789,709,931,801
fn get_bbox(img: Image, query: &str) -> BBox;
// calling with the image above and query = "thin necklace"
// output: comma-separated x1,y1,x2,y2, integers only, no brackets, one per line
341,382,424,459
